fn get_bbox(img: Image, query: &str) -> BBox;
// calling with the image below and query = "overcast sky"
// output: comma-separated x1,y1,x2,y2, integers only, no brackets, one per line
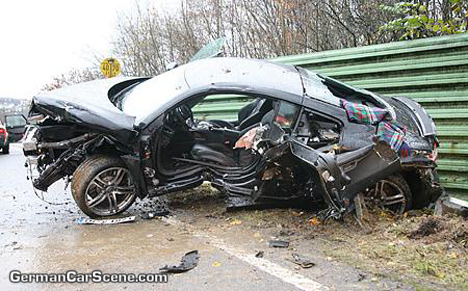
0,0,179,99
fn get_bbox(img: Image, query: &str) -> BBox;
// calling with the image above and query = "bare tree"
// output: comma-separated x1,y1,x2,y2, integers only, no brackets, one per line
110,0,406,76
41,68,103,91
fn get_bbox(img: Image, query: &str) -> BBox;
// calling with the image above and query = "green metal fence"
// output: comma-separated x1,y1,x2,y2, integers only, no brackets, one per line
195,34,468,200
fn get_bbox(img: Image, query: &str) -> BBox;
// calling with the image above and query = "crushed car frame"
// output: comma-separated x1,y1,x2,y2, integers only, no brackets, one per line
23,58,443,218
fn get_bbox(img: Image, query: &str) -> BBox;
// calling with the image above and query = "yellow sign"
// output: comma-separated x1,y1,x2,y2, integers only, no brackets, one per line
100,58,121,78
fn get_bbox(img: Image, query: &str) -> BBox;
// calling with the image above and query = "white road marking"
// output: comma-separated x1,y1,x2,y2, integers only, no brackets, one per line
163,217,328,291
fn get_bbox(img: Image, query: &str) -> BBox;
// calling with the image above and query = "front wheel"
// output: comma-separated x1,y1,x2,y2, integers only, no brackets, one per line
71,155,137,218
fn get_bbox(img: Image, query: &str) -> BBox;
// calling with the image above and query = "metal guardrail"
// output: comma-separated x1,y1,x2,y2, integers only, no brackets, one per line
193,34,468,199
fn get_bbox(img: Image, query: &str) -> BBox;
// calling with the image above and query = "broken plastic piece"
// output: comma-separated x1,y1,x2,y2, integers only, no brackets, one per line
159,250,200,273
268,240,289,248
289,253,315,268
75,216,136,225
141,209,169,219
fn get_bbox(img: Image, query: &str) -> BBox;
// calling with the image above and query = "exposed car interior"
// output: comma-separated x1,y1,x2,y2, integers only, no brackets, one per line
295,110,342,150
154,95,345,177
155,96,275,175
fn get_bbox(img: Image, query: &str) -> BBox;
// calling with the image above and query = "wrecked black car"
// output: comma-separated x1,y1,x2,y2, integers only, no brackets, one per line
23,58,443,218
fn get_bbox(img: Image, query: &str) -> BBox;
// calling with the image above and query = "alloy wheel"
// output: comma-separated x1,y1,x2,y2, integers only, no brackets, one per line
363,179,407,214
84,167,136,216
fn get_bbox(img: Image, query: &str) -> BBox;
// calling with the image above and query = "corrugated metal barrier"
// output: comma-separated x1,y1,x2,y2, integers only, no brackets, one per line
193,34,468,200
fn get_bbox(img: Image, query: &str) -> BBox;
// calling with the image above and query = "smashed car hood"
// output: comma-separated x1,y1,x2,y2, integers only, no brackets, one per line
33,78,139,141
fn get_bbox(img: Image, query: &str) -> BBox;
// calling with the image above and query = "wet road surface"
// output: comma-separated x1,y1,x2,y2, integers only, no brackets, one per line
0,144,413,290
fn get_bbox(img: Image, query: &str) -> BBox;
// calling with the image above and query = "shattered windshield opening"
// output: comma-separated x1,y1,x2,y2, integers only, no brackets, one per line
113,81,144,110
319,75,383,108
301,71,341,106
301,70,384,108
119,67,189,124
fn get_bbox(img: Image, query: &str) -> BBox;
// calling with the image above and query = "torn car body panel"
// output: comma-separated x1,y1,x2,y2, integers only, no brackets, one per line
223,123,400,215
23,57,444,218
32,77,147,142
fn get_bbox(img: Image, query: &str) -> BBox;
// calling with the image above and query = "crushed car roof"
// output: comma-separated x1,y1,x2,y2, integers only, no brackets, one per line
122,57,310,126
184,58,346,107
184,57,305,97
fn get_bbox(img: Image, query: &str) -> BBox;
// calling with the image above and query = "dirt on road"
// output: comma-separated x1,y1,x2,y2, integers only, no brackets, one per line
167,184,468,291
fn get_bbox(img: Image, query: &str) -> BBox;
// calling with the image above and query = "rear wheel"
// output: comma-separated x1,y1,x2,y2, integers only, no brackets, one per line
71,155,136,218
362,174,412,214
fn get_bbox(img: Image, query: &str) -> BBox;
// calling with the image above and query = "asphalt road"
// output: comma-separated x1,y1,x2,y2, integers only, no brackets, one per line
0,144,412,290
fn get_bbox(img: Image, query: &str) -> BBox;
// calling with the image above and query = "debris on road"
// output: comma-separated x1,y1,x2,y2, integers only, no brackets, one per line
141,212,158,220
308,216,320,226
255,250,264,258
141,210,169,220
75,216,136,225
159,250,200,273
289,253,315,268
268,240,289,248
229,219,242,226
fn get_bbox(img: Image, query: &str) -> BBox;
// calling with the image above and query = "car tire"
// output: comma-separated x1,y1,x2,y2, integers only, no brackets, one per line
71,155,137,218
2,144,9,154
363,173,412,214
